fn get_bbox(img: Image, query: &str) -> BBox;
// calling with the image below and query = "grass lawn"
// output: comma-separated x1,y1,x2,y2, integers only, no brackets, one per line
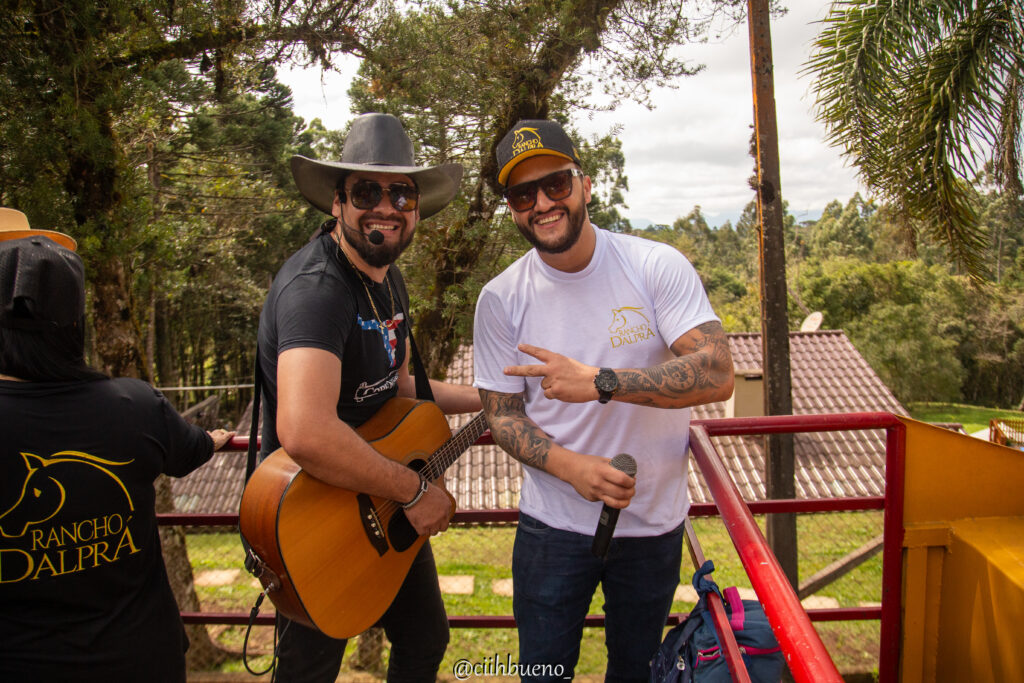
178,400,1024,680
907,401,1024,434
186,509,883,678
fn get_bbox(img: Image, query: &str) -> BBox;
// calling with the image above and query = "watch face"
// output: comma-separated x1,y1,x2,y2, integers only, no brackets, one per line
595,368,618,393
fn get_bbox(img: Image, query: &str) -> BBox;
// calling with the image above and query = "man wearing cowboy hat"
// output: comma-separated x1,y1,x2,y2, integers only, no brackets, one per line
256,113,480,681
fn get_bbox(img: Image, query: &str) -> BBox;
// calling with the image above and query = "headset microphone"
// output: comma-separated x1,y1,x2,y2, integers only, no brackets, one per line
591,453,637,559
367,230,385,245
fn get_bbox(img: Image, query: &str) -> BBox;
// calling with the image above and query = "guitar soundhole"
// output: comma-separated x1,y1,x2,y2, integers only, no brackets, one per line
388,458,428,552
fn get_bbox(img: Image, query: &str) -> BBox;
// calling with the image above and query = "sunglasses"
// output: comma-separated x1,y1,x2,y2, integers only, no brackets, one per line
346,180,420,212
504,168,584,212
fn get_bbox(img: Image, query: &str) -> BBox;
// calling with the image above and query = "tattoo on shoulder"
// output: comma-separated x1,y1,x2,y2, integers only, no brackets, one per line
479,389,553,471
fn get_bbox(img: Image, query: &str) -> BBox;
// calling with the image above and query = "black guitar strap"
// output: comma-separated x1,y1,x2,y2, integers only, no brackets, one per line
245,347,263,482
389,267,435,403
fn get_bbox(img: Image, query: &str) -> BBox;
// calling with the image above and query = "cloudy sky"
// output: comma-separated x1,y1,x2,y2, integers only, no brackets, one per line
280,1,864,227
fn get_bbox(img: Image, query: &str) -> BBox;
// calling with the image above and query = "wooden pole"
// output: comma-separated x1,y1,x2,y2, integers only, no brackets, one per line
747,0,798,588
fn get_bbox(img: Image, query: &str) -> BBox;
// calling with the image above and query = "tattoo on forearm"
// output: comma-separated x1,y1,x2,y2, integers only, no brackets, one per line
480,389,552,470
618,321,733,407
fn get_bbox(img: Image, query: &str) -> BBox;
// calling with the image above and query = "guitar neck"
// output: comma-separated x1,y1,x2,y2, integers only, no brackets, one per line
421,412,489,481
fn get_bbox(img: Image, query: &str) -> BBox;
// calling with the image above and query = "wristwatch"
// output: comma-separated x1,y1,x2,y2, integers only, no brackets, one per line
594,367,619,404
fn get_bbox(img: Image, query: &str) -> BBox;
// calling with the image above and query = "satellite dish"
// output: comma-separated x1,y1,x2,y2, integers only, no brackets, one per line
800,311,823,332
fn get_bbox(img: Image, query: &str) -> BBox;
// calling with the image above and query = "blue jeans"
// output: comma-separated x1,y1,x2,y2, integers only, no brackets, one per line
274,541,449,682
512,513,684,683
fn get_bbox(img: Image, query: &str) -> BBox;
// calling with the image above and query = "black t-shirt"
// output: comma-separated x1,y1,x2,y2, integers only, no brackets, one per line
256,232,411,456
0,377,213,682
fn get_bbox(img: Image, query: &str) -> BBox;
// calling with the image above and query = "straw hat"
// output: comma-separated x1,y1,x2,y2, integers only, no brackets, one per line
0,208,77,251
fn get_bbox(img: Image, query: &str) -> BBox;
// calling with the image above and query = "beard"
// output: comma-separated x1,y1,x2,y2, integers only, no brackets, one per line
514,199,586,255
340,214,414,268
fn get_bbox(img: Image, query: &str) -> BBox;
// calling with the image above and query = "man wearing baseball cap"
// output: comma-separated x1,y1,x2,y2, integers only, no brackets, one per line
255,113,480,681
0,211,233,681
474,120,735,681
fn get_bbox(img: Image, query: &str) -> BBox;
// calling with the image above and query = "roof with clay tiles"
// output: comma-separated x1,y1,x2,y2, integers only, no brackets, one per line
172,330,906,513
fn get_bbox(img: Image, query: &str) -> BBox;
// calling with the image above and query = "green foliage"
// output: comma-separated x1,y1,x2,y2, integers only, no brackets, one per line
807,194,876,261
806,0,1024,279
338,0,749,375
0,0,375,375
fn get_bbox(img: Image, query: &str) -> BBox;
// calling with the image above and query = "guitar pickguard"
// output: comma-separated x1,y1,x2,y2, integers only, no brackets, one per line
387,510,418,552
387,456,428,552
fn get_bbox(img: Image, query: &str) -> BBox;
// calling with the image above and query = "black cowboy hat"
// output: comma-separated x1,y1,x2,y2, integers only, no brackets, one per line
291,113,463,219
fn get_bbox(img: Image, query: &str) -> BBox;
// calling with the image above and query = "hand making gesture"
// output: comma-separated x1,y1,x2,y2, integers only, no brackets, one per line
504,343,601,403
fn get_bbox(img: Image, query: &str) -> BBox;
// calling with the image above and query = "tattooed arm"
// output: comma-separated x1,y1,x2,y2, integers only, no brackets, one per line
618,320,734,407
479,388,635,508
503,321,734,408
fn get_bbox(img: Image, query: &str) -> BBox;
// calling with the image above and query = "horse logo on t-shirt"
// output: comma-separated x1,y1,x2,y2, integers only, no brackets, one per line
0,451,134,539
607,306,656,348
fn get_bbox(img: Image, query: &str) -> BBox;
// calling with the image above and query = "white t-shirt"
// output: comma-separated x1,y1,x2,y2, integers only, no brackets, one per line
473,228,719,536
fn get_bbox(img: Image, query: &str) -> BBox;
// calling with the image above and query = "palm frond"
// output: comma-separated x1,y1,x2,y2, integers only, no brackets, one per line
805,0,1024,280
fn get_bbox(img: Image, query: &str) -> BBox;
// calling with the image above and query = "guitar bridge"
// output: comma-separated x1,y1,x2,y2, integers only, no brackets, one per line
357,493,390,556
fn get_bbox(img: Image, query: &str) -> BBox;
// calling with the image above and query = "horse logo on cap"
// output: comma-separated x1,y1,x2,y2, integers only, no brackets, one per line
511,126,544,156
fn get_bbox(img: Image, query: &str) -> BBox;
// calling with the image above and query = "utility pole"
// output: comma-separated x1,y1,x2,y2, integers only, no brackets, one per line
747,0,798,588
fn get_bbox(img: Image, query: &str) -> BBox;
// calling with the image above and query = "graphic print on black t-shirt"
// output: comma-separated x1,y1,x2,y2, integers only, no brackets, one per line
356,311,405,371
0,450,139,584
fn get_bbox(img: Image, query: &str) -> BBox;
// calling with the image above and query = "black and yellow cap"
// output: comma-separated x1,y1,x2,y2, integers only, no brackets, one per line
496,120,582,187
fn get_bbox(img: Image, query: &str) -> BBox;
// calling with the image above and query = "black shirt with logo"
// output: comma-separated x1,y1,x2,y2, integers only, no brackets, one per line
0,377,213,682
256,232,411,456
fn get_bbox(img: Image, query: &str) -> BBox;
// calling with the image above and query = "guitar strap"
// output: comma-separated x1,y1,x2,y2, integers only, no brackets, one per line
245,347,263,482
389,267,436,403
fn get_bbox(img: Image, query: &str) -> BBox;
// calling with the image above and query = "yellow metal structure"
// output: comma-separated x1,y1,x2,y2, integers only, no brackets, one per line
899,417,1024,682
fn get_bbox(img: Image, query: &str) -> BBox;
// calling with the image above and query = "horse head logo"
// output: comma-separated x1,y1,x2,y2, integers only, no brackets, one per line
513,126,542,148
0,451,134,538
608,306,650,334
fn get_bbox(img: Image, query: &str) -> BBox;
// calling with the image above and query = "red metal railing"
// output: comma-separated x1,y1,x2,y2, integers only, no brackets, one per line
690,413,904,683
163,414,905,680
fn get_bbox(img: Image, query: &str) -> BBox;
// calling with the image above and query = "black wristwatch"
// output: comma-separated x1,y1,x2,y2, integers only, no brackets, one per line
594,367,619,404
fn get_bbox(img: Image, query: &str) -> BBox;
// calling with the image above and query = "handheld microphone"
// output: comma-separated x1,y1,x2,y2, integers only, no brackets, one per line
367,229,385,245
591,453,637,559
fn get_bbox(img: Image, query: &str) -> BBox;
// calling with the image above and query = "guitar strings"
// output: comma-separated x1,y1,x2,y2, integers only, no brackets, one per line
367,413,488,520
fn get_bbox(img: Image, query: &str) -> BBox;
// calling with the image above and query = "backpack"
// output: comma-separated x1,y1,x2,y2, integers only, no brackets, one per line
650,560,785,683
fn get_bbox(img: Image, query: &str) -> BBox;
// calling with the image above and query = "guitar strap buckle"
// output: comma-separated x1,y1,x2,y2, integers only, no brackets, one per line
245,547,281,592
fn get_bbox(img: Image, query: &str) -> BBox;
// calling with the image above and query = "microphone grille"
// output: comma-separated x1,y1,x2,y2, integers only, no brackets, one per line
367,229,385,245
609,453,637,477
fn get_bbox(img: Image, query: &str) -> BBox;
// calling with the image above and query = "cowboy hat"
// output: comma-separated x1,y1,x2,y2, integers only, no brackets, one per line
291,113,463,220
0,208,77,251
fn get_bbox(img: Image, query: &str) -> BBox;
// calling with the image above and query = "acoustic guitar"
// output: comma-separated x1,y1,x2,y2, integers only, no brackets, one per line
238,397,489,639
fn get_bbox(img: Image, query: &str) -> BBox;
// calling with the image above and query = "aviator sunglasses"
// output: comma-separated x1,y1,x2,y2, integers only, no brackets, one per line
346,179,420,212
504,168,584,212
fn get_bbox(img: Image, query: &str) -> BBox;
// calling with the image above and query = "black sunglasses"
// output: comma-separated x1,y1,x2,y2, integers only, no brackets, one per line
504,168,584,212
346,180,420,212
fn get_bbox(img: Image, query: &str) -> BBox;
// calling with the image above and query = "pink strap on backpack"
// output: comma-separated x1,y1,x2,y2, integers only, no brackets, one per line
725,586,745,631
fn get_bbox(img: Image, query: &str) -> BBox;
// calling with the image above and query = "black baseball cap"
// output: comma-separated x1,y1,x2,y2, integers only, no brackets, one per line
0,237,85,331
496,119,583,187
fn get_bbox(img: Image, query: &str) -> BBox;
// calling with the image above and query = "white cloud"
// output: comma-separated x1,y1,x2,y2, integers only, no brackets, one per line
278,0,864,226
